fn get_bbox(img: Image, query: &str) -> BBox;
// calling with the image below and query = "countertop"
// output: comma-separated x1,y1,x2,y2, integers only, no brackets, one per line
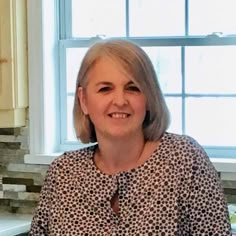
0,213,32,236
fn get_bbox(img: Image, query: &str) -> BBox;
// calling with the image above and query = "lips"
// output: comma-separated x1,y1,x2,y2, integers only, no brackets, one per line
108,112,130,119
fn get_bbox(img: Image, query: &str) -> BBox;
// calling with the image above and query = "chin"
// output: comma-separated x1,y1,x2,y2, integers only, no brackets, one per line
107,130,142,140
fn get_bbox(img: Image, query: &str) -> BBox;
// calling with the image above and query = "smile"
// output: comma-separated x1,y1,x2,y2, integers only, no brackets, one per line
109,113,130,119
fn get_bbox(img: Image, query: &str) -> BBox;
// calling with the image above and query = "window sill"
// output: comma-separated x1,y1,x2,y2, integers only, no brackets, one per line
24,153,63,165
211,158,236,172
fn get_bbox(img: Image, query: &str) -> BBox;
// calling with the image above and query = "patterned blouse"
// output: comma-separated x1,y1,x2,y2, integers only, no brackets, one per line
29,133,231,235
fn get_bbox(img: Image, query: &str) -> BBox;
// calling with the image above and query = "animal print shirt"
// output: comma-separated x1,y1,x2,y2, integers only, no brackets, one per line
29,133,231,235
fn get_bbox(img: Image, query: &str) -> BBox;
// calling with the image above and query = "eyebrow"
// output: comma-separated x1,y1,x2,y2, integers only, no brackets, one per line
95,81,112,86
95,81,136,86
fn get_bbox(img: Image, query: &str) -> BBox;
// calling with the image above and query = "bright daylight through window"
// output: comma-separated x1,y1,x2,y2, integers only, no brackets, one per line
59,0,236,158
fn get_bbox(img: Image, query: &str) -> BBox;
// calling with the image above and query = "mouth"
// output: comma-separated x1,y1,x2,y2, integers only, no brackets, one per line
108,112,130,119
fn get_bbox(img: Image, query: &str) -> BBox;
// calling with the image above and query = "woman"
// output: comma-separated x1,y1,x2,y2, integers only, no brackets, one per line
29,39,231,235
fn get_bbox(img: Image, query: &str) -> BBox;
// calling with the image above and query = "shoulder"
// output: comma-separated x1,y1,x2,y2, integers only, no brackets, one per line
38,145,97,192
162,132,211,167
163,132,205,154
162,133,219,188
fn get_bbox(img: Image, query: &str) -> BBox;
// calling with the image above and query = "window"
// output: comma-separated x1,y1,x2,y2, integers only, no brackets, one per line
59,0,236,158
26,0,236,169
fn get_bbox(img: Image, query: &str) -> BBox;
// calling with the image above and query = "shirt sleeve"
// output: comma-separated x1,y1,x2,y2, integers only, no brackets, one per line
187,140,232,235
28,160,58,235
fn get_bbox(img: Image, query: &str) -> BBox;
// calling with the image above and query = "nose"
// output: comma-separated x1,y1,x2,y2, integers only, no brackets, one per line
112,89,128,106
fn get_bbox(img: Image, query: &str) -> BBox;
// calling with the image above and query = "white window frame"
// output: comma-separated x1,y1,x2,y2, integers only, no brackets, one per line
24,0,236,175
24,0,61,164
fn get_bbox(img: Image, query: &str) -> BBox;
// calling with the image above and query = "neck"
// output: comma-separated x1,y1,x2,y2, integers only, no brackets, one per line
94,135,146,175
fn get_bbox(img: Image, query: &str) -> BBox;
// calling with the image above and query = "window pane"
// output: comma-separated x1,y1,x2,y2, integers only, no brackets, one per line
186,97,236,146
67,95,76,141
143,47,182,93
66,48,88,94
185,46,236,94
165,97,182,134
189,0,236,35
72,0,126,37
129,0,185,36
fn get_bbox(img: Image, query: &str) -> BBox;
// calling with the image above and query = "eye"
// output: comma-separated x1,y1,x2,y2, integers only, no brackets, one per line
127,85,141,92
98,86,111,92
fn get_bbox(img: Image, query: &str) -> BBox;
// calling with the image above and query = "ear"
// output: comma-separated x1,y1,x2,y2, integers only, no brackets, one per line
77,87,88,115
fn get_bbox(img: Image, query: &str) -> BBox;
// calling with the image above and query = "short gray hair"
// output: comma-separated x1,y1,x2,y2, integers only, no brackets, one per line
73,39,170,143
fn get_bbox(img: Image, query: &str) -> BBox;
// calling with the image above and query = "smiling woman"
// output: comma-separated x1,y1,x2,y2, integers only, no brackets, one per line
29,39,231,235
78,56,147,144
74,39,170,144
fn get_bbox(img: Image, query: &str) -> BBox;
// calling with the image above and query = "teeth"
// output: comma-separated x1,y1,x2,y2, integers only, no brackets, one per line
110,113,128,119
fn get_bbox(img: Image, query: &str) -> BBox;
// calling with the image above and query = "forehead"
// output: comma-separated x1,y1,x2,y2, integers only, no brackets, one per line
92,56,126,73
87,56,135,83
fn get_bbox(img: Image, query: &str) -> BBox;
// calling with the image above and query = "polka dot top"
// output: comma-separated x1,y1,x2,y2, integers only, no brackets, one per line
29,133,231,235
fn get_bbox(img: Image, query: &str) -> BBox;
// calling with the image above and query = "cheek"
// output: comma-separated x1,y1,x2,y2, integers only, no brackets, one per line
136,97,147,112
86,97,105,116
132,98,147,121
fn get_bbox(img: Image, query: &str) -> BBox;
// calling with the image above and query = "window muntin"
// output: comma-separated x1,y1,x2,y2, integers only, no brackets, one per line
59,0,236,157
